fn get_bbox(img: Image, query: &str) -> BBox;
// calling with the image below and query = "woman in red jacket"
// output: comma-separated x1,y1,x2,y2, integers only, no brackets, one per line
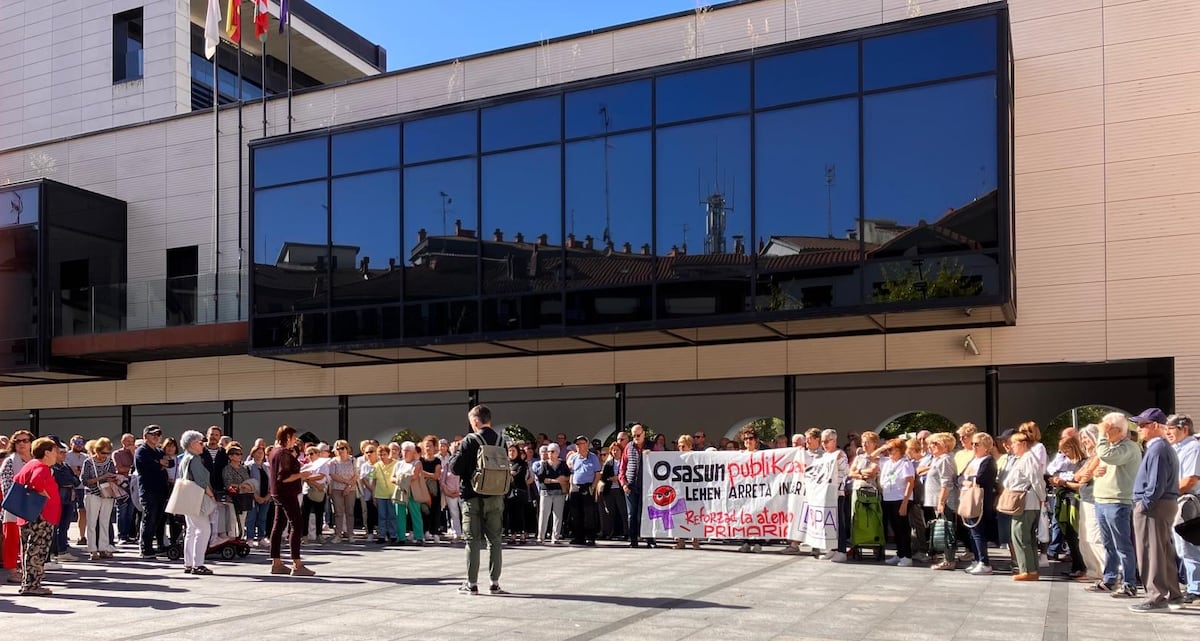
12,436,63,596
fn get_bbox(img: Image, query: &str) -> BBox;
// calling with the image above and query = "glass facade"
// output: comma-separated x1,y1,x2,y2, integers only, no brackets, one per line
251,8,1010,352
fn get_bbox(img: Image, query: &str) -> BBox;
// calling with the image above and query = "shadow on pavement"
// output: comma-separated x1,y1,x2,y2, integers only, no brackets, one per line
0,598,73,615
500,592,750,610
45,593,220,610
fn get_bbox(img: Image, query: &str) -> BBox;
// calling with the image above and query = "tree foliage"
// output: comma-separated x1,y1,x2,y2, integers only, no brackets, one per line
504,424,535,445
879,411,957,439
874,258,983,303
389,429,422,444
1045,405,1121,455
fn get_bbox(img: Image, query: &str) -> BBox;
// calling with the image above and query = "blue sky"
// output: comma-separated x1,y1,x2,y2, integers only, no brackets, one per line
310,1,701,71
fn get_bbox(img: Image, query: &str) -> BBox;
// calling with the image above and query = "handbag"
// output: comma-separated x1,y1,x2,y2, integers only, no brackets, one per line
90,459,127,500
996,488,1026,516
1,483,47,523
409,473,432,505
957,481,984,523
928,515,955,553
165,459,206,517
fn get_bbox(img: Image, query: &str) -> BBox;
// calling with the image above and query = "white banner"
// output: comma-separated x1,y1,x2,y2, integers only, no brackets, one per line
639,448,838,547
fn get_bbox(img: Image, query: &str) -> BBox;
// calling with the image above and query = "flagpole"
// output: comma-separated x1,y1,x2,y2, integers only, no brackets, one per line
286,9,292,133
212,43,221,322
261,41,268,137
236,0,245,316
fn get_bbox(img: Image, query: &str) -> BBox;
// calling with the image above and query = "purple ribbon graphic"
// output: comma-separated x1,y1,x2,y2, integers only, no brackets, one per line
647,499,687,529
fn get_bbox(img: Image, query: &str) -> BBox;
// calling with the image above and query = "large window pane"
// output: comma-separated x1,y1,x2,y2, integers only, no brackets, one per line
254,138,327,188
253,181,328,314
656,63,750,124
1,186,38,226
864,16,997,91
331,170,400,308
482,294,562,334
404,300,479,339
864,76,997,242
481,96,560,152
566,80,652,138
481,145,561,295
565,132,652,298
403,159,478,300
755,44,858,108
404,111,477,164
332,125,400,175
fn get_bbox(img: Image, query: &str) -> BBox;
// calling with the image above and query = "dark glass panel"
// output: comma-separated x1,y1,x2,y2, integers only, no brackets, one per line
0,222,38,368
481,96,560,152
864,16,997,91
403,300,479,339
330,305,403,343
404,111,477,164
864,76,998,249
656,117,750,256
565,79,652,138
331,170,401,308
332,125,400,175
252,312,328,349
253,180,328,314
754,43,858,108
565,132,652,293
866,253,998,304
403,159,479,300
481,145,561,295
482,294,563,334
565,287,652,327
1,186,38,226
656,62,750,124
754,98,862,312
254,138,328,188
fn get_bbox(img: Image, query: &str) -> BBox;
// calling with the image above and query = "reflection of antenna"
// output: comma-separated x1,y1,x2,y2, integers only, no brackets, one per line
9,191,21,224
439,191,452,235
824,164,836,239
599,104,612,245
682,223,689,250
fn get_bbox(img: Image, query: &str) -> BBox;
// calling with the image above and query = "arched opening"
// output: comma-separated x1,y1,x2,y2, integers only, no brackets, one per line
721,417,786,446
1046,405,1130,452
875,410,956,439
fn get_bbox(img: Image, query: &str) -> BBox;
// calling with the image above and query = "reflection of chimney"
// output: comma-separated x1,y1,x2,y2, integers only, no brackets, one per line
454,219,463,236
514,232,525,244
537,233,548,246
567,233,577,249
622,242,631,254
640,243,650,256
733,235,745,256
680,243,687,256
758,237,765,253
494,228,503,242
668,245,679,257
584,235,594,250
417,228,427,243
388,258,396,271
360,256,370,273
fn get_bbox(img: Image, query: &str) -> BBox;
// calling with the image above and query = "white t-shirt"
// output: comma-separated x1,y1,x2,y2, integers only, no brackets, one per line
879,456,915,502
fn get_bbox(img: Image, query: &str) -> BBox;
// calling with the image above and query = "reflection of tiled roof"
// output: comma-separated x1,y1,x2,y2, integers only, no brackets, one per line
869,189,998,258
767,236,872,252
759,249,866,272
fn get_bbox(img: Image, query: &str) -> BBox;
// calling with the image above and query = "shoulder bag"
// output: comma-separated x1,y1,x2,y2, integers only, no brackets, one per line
166,458,206,517
957,479,984,523
1,482,47,523
996,488,1026,516
91,459,127,500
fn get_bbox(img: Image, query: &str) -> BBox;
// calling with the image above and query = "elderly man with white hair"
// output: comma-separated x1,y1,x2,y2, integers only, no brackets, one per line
535,443,569,544
1085,412,1142,598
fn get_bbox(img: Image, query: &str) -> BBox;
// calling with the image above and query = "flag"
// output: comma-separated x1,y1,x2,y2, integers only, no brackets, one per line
278,0,289,34
203,0,222,59
254,0,269,43
226,0,240,42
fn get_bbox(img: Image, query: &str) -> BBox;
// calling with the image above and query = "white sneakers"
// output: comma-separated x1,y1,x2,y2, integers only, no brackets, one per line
886,556,913,566
968,564,993,575
828,551,848,563
738,543,752,553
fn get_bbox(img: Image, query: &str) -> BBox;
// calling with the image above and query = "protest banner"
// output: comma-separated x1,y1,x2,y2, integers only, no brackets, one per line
639,448,838,548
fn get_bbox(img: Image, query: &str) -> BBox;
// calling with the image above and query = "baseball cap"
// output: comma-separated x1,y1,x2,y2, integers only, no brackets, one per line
1128,408,1168,425
143,424,163,437
574,434,588,444
1166,414,1194,432
43,434,66,448
318,442,331,452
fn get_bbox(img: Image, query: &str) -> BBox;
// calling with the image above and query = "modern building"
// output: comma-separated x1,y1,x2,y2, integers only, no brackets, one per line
0,0,1193,445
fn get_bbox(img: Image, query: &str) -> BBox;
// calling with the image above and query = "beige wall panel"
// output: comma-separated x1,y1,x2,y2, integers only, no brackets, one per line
695,1,785,57
612,15,692,73
1106,274,1200,321
1174,356,1200,414
334,364,399,396
397,360,466,393
537,352,615,387
1013,47,1103,99
881,0,993,21
464,49,537,101
1016,242,1105,288
126,360,167,380
1014,203,1104,250
166,375,218,403
166,357,219,377
697,342,787,380
1106,112,1200,164
1010,0,1100,23
114,381,168,408
788,0,881,41
1107,152,1200,203
1105,72,1200,124
328,76,401,124
788,335,885,374
1013,281,1107,325
1105,33,1200,86
1015,125,1103,175
466,357,538,391
536,33,614,87
1106,192,1200,241
0,388,23,411
884,329,990,371
990,321,1105,364
1108,315,1200,361
273,368,336,398
1014,87,1103,137
67,130,118,163
396,64,466,113
1107,233,1200,281
1102,0,1200,46
68,381,117,408
615,347,698,383
1010,8,1101,60
217,355,274,376
22,385,67,410
219,372,275,400
1014,163,1104,211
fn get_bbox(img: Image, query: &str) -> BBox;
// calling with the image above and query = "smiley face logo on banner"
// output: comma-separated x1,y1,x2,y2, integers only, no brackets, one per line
652,484,677,508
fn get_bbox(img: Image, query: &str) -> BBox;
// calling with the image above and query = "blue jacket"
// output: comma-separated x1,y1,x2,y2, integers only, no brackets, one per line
1133,437,1179,509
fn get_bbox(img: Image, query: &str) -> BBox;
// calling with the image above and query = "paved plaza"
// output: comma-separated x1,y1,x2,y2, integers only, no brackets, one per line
1,540,1197,641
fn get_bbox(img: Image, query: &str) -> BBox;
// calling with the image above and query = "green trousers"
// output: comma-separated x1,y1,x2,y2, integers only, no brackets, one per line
1011,510,1040,574
463,495,504,586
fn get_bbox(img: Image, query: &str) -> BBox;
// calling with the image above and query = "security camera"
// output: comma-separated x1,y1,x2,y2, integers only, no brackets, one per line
963,334,980,356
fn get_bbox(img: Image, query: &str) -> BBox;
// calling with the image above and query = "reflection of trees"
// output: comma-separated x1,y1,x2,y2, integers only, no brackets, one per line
1047,405,1123,455
879,412,956,439
874,258,982,303
390,429,422,444
759,282,802,312
504,424,535,445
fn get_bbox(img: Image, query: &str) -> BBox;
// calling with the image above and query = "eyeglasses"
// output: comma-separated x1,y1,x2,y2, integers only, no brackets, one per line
98,450,112,455
743,436,757,440
12,438,30,444
336,446,348,450
364,449,376,454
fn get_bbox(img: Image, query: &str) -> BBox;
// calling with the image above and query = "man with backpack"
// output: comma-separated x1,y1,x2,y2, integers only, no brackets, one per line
451,405,509,595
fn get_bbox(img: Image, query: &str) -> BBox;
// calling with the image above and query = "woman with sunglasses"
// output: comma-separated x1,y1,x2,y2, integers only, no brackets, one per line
79,437,118,560
961,433,997,576
1,430,33,584
12,436,63,596
328,440,358,543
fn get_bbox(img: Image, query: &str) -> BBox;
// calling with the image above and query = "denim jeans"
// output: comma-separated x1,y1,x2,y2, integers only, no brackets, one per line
375,498,397,540
1095,502,1137,588
55,488,77,554
1173,530,1200,595
246,500,270,540
116,497,136,541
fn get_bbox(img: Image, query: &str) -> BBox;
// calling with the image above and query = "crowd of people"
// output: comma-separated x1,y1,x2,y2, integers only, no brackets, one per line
0,405,1197,613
